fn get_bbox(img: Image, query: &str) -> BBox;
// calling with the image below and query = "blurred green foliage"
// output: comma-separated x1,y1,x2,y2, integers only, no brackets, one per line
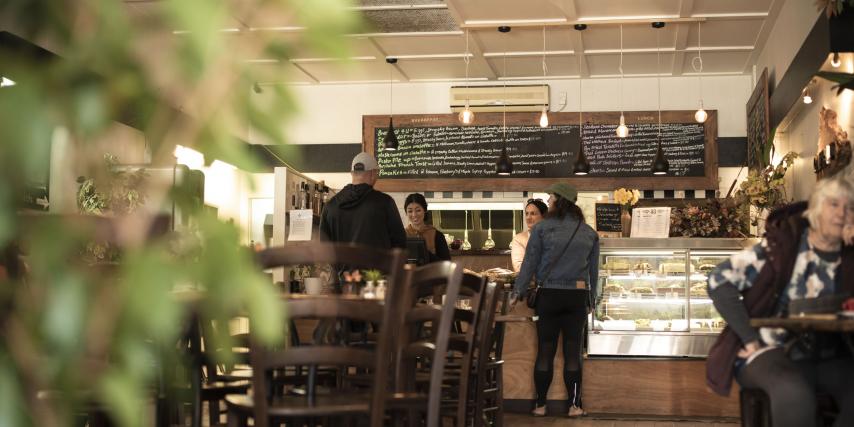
0,0,362,425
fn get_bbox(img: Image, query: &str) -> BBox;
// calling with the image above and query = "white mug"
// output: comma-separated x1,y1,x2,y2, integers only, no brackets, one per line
304,277,323,295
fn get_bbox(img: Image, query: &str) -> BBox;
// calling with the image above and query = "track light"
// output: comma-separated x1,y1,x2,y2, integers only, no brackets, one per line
803,87,813,104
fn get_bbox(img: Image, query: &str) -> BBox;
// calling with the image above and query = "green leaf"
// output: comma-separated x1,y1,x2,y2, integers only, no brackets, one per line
815,71,854,85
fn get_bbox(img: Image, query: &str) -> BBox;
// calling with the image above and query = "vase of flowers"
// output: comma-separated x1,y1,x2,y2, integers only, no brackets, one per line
614,188,640,237
735,151,798,235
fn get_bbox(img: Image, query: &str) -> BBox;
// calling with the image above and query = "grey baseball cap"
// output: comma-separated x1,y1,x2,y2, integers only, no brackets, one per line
351,152,379,172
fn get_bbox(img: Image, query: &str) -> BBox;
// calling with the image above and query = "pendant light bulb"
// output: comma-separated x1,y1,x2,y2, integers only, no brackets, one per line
616,114,629,138
694,107,708,123
831,52,841,68
459,99,475,125
539,106,549,128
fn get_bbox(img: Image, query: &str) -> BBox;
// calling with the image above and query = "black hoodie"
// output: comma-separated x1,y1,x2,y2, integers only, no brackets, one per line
319,183,406,249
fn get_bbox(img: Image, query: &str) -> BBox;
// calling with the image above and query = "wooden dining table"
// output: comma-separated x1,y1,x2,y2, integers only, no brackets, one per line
750,316,854,353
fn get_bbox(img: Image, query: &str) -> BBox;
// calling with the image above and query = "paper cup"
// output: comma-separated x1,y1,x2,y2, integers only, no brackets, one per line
304,277,323,295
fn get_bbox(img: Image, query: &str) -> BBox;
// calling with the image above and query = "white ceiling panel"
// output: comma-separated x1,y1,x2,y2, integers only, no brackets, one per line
691,0,773,16
297,60,407,83
452,0,567,22
680,51,751,74
575,0,680,19
372,34,467,56
587,53,676,76
582,24,677,51
396,58,493,80
485,56,580,78
477,27,575,54
685,20,762,48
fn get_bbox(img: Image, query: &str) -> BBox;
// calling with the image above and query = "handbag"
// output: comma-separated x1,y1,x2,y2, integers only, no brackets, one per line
526,220,583,309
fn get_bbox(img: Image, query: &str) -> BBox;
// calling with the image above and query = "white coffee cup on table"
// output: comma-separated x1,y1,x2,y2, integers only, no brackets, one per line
304,277,323,295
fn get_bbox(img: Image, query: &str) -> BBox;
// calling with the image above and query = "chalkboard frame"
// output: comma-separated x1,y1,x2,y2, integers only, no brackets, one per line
746,68,770,171
362,110,718,192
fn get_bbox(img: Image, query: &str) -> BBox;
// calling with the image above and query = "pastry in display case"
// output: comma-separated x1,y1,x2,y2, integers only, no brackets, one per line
590,238,755,357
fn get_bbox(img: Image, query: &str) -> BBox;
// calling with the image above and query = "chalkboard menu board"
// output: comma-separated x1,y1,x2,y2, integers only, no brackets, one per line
374,124,579,179
595,203,623,233
363,111,718,192
746,68,769,170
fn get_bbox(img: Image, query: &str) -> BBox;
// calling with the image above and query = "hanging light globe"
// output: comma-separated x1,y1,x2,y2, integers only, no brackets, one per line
616,114,629,138
458,99,475,124
694,108,708,123
539,106,549,128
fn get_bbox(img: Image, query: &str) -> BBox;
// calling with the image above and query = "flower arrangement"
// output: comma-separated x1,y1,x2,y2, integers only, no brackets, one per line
735,151,798,226
614,188,640,209
670,198,748,238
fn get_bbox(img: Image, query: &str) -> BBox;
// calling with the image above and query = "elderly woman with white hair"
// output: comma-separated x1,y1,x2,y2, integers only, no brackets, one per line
706,175,854,427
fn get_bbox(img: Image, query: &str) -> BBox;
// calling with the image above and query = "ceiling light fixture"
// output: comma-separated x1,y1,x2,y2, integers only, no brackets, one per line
616,24,629,138
651,22,669,176
384,57,399,151
459,29,475,125
803,86,813,104
539,26,549,128
0,77,16,87
831,52,841,68
496,26,513,176
693,21,708,123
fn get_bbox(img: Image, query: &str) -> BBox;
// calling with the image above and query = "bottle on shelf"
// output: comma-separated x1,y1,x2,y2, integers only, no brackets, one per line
303,182,311,211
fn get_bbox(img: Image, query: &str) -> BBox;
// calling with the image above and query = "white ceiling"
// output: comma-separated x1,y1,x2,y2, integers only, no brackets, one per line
125,0,783,85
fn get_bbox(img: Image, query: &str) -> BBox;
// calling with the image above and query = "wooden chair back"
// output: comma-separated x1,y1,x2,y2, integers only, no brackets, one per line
470,281,501,427
391,261,463,427
250,297,390,427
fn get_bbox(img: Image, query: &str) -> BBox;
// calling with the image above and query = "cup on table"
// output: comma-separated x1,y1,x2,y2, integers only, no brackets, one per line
304,277,323,295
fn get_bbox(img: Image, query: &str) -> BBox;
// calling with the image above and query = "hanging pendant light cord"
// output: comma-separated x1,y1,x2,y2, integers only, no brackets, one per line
619,24,624,115
693,22,703,100
464,29,470,86
542,26,547,83
657,28,661,136
503,34,507,140
389,62,393,119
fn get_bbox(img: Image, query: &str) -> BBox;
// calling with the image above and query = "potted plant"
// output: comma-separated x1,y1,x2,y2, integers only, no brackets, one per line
735,151,799,234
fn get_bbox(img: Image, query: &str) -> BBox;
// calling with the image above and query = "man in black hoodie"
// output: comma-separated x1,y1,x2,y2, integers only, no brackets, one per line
319,152,406,249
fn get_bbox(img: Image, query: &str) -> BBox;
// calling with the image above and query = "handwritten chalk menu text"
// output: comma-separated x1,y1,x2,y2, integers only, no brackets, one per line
375,125,580,179
362,112,718,192
583,122,706,177
594,203,623,233
373,122,705,179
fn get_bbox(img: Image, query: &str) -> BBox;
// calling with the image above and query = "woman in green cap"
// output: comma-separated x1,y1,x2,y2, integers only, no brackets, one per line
511,182,600,418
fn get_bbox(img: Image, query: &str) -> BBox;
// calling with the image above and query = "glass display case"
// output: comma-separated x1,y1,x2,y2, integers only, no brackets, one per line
589,238,756,357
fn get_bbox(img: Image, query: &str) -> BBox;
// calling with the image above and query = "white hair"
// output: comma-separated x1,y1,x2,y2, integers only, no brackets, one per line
804,175,854,228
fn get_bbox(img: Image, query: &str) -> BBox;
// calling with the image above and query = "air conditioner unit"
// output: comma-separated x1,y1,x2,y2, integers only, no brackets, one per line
450,84,549,113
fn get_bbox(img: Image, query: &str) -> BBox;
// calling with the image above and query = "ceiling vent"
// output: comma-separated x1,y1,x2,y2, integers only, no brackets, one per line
450,84,549,113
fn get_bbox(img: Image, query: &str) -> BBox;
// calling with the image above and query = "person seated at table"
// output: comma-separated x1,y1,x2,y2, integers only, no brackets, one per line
706,175,854,427
404,193,450,264
510,198,548,273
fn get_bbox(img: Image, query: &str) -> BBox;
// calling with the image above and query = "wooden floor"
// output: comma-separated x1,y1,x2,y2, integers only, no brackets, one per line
502,413,738,426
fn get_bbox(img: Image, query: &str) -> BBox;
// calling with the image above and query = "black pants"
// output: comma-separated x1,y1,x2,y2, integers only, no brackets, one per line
533,288,588,407
736,347,854,427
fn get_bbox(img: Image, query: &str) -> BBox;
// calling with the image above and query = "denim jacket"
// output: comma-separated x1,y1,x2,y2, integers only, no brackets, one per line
513,215,600,302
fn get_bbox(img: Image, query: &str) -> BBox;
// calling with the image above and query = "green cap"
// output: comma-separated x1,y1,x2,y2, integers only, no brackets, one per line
543,182,578,202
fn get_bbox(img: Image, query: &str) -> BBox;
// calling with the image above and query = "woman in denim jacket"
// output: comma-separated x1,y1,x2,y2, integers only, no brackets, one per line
511,182,599,418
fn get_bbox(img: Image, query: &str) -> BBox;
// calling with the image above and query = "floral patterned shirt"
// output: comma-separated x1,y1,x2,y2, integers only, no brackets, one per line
708,229,840,346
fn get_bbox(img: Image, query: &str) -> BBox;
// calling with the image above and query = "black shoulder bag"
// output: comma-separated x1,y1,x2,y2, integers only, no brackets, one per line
526,220,583,309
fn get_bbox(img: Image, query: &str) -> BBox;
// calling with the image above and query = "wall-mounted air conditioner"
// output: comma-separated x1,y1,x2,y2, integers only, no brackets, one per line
450,84,549,113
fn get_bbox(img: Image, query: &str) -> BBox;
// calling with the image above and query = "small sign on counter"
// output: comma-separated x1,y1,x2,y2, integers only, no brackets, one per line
630,207,671,238
287,209,314,241
595,203,622,236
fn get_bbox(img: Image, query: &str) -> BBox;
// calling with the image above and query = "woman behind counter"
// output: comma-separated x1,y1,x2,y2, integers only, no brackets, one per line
404,193,451,263
511,183,599,418
511,199,548,272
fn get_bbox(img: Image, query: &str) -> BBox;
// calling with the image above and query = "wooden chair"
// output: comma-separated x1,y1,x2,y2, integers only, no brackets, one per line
387,261,464,427
467,282,502,427
225,297,392,427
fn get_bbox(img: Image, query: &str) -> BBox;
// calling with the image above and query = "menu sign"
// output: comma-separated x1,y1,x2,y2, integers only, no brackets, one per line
594,203,622,233
362,112,717,192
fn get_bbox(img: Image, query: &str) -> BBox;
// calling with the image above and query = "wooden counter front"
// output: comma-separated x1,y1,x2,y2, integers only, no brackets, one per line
502,304,740,417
